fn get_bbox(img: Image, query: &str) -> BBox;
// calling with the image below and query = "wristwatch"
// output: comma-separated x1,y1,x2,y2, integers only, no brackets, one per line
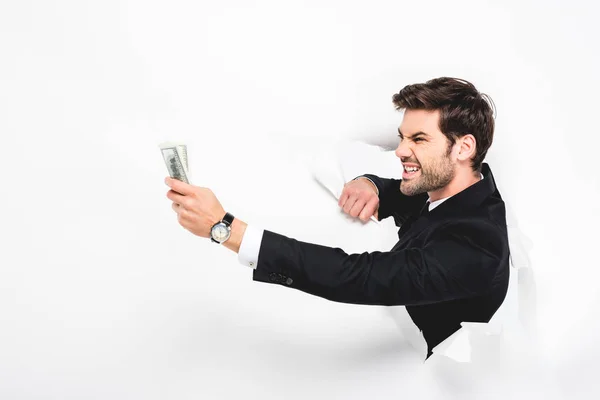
210,212,235,244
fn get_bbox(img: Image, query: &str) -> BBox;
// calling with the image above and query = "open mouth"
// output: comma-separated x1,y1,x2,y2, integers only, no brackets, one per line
403,165,421,178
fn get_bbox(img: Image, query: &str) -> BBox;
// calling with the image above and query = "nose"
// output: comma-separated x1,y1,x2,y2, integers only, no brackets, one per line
395,138,413,160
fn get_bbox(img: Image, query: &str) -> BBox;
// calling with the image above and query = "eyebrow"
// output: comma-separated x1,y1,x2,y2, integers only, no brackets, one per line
397,128,430,138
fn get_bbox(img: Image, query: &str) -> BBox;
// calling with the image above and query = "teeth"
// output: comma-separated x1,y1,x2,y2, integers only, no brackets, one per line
404,166,420,172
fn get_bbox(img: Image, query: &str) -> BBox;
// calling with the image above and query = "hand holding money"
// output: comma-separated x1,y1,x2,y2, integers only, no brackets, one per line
164,177,226,238
159,142,228,238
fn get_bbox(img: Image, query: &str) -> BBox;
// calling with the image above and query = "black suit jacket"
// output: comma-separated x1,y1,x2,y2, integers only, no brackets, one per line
253,162,510,358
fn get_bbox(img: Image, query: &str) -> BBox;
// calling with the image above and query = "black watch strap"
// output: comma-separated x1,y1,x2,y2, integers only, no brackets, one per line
222,212,234,227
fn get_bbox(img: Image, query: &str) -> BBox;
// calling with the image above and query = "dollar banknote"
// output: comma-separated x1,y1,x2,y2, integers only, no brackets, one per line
158,141,190,184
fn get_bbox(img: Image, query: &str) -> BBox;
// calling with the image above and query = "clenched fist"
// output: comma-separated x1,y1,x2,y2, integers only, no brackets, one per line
338,178,380,222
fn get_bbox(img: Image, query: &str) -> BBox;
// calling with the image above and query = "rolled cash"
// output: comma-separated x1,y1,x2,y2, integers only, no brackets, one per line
159,141,190,184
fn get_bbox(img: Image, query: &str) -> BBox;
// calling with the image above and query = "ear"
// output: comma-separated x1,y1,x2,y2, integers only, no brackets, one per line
457,134,477,162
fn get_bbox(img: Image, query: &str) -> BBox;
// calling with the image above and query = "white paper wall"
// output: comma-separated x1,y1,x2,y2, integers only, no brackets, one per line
1,0,598,399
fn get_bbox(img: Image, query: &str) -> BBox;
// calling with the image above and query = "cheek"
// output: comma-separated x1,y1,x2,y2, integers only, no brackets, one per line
413,152,425,167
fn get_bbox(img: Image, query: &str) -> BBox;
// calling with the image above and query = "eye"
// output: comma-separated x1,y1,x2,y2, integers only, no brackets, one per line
414,138,423,142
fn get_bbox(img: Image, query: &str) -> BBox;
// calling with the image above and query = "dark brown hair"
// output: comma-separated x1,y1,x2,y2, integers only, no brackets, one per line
392,77,495,173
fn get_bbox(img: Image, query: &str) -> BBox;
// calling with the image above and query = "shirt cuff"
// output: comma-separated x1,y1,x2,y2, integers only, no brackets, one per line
237,224,264,269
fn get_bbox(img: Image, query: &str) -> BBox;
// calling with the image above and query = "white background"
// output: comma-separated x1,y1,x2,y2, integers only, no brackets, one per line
1,0,599,398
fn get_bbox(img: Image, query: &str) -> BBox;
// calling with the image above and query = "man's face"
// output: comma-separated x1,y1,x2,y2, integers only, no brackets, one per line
395,109,457,197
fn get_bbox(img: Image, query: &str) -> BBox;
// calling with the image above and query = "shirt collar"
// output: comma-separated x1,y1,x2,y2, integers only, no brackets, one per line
427,173,484,211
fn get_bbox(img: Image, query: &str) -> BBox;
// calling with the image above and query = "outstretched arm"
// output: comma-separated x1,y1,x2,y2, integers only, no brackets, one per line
251,220,507,306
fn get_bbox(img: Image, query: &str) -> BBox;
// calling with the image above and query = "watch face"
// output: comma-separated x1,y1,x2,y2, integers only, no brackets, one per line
212,223,230,241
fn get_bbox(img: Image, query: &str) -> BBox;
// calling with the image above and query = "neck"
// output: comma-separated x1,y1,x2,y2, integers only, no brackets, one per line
428,169,481,202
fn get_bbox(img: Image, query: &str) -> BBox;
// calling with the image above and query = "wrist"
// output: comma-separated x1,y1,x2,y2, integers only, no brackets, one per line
221,217,248,254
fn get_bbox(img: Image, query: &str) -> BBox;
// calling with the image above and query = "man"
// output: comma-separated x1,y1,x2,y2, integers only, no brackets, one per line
165,77,510,359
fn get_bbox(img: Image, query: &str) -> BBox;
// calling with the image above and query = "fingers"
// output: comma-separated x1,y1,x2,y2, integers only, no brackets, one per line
342,195,358,215
165,177,194,196
343,193,369,219
350,196,378,221
338,190,349,207
339,182,360,210
171,203,180,221
359,197,379,222
167,189,186,205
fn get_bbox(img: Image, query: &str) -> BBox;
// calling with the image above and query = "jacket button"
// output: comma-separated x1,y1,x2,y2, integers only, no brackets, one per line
285,278,293,285
269,273,279,282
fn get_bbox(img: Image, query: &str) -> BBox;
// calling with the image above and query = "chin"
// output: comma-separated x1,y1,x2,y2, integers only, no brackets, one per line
400,182,422,197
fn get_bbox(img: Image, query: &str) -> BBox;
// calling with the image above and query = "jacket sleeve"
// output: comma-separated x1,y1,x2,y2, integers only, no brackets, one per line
252,220,507,306
355,174,428,226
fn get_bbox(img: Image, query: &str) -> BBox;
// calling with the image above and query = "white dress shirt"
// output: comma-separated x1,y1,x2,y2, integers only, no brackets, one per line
237,174,484,269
